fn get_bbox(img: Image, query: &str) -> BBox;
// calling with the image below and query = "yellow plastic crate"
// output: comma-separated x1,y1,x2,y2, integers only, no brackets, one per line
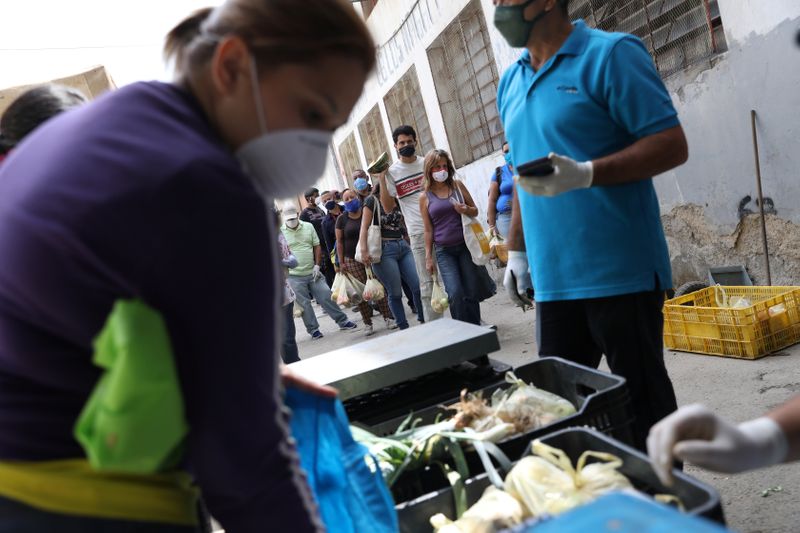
663,286,800,359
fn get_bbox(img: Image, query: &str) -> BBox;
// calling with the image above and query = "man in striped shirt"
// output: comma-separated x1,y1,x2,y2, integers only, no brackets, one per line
377,125,442,323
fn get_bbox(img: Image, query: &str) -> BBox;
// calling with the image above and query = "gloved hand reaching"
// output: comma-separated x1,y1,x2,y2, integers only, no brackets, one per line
647,404,789,487
502,251,533,310
312,264,322,281
517,153,593,197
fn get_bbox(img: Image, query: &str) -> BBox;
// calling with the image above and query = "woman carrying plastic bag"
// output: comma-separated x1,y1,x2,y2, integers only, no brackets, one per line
335,189,396,336
419,149,488,326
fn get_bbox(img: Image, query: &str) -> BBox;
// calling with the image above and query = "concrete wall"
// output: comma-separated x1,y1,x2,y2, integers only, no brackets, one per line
654,1,800,285
334,0,800,286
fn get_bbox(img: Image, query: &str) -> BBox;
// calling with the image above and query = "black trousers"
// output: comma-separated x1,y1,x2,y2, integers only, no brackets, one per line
321,249,336,288
537,290,678,451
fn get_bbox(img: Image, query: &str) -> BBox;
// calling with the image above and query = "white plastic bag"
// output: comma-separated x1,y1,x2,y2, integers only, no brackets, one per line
363,267,385,302
331,273,347,304
342,273,365,306
453,183,490,265
431,274,449,314
504,441,632,518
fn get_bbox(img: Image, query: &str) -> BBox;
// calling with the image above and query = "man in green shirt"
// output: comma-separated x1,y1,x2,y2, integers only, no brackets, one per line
281,205,357,339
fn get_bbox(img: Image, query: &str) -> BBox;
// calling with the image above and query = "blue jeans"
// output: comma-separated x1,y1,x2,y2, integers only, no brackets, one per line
281,303,300,363
0,494,201,533
435,242,482,325
371,240,423,329
289,274,350,334
496,211,512,240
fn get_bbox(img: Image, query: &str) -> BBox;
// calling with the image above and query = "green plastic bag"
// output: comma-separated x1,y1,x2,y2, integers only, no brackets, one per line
74,299,188,473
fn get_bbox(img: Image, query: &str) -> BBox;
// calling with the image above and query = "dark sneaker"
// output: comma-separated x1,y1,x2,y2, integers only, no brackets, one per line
339,321,357,331
311,330,324,340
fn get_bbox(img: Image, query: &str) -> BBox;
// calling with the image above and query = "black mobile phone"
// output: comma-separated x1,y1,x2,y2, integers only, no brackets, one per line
517,156,554,177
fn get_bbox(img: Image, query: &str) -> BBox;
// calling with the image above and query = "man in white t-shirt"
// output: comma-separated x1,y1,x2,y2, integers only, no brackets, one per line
376,125,442,323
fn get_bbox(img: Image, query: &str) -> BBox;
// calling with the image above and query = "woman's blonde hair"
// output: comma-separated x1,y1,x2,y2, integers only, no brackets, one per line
422,149,457,191
164,0,376,78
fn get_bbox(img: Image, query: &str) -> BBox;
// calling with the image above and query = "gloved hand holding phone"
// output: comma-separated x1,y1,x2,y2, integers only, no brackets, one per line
517,152,593,197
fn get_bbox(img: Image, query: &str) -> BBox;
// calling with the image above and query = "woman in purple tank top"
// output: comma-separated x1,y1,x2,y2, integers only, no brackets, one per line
419,149,484,325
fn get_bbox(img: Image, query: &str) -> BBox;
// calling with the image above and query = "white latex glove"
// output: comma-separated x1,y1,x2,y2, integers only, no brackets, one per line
517,152,593,197
647,404,789,487
312,264,322,281
502,251,533,310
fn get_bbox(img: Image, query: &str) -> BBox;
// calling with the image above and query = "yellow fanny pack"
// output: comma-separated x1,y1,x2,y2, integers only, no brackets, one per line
0,459,198,525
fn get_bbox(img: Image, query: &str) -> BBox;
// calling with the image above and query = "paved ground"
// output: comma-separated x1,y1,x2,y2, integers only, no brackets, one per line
293,271,800,533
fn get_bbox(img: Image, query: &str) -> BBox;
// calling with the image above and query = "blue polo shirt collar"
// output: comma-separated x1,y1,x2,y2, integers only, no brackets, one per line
516,20,590,70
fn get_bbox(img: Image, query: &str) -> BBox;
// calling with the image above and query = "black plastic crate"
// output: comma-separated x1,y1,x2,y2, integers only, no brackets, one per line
369,357,632,442
345,360,510,427
396,427,724,533
370,357,634,504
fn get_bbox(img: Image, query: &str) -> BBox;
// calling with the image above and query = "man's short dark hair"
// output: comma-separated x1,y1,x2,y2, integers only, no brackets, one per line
392,125,417,144
303,187,319,199
559,0,569,14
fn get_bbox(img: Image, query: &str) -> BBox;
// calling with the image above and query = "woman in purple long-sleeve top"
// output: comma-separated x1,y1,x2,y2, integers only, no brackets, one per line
0,1,374,531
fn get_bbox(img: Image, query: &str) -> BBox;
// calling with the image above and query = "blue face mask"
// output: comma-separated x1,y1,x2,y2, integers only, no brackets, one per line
344,198,361,213
504,151,513,167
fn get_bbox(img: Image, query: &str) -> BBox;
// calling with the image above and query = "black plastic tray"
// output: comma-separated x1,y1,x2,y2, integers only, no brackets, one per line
345,360,510,427
396,427,725,533
369,357,632,441
371,357,634,504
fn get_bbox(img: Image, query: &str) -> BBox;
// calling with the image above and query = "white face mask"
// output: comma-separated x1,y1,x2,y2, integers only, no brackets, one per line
432,169,449,182
284,218,300,229
236,57,332,200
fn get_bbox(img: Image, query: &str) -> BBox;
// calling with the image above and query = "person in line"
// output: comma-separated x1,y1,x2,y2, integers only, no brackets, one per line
335,190,396,336
495,0,688,451
351,170,372,205
321,199,342,268
374,182,418,317
487,141,515,239
0,0,374,529
276,210,300,364
317,190,333,214
420,149,485,326
299,187,335,287
360,178,423,330
0,84,86,163
376,125,442,323
648,398,800,487
281,205,357,340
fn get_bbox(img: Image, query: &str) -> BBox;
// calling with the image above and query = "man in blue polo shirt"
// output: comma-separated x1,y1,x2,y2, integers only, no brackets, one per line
494,0,689,450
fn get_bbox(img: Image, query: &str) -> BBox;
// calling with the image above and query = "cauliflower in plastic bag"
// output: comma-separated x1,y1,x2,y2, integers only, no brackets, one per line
430,486,523,532
431,275,449,314
491,372,577,433
341,273,364,306
363,268,385,302
504,440,632,518
488,230,508,265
